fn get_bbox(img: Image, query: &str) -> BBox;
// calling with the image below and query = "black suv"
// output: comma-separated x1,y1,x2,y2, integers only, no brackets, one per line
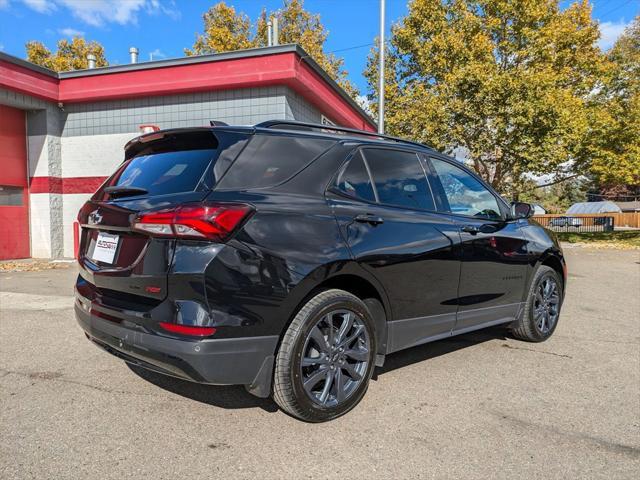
75,121,566,422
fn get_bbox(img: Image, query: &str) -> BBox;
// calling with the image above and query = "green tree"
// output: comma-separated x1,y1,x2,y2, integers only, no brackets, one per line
520,178,589,213
585,16,640,189
26,37,108,72
187,1,358,98
366,0,607,197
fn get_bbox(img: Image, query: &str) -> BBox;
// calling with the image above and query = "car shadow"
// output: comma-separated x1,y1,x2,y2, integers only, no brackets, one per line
127,326,508,412
374,326,508,379
126,363,279,413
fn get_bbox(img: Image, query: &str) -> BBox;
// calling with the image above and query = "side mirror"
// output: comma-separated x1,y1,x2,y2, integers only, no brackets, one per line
510,202,533,219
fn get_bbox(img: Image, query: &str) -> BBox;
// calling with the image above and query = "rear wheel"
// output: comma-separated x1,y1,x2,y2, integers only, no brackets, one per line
273,289,376,422
511,266,563,342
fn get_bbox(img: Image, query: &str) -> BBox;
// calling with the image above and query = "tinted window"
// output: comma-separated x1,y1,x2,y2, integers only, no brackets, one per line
217,134,335,190
363,148,435,210
429,158,502,219
109,149,215,197
335,151,376,202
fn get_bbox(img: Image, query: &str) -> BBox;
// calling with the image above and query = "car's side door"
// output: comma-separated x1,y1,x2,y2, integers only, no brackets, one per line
326,146,461,353
423,155,530,333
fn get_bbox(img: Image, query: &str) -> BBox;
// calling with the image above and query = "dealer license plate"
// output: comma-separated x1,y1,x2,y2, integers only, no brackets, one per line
92,232,119,264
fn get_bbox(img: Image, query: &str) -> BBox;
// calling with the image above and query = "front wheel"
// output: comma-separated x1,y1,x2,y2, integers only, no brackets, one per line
510,265,563,342
272,289,376,422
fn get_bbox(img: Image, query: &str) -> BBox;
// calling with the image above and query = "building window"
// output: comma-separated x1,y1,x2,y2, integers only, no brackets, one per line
0,186,23,206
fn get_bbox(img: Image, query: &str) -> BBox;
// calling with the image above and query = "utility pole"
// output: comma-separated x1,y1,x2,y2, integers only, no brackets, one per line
378,0,385,134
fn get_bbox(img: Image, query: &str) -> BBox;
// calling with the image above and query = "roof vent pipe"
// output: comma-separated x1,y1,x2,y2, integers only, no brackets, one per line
87,54,96,69
267,20,273,46
272,17,279,46
129,47,139,64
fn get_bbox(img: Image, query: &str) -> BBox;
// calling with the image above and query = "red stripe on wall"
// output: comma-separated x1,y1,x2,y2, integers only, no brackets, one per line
30,176,107,194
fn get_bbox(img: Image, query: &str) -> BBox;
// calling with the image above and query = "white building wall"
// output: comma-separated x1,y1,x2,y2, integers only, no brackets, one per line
29,194,52,258
61,133,136,178
14,86,334,258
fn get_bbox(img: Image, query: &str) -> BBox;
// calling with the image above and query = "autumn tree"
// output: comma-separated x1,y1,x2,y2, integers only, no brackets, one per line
585,16,640,189
184,3,254,56
255,0,358,97
187,0,358,98
365,0,607,196
26,37,108,72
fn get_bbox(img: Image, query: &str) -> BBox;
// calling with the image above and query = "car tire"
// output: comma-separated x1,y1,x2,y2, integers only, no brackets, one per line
510,265,563,342
272,289,377,422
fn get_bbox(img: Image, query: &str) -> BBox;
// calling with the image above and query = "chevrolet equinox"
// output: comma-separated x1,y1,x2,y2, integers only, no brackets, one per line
75,120,566,422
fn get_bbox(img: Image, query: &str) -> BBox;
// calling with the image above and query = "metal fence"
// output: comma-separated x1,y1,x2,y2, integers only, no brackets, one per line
533,215,615,233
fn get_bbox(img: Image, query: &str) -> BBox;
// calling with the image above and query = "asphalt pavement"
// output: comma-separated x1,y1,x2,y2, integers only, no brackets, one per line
1,246,638,479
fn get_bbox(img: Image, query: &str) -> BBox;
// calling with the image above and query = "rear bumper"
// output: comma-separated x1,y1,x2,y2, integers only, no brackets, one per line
75,301,278,394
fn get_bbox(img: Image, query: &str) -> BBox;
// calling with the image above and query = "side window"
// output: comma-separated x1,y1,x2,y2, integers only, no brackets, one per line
362,148,435,211
335,151,376,202
217,134,335,190
429,158,502,219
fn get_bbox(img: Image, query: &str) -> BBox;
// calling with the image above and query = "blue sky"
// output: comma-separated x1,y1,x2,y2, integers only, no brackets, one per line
0,0,638,94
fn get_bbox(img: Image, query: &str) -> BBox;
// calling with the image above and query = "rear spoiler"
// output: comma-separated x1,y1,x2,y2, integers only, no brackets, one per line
124,127,254,159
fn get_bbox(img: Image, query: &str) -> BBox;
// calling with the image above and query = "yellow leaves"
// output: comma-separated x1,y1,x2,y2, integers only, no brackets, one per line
186,0,358,97
185,2,254,56
26,37,107,72
368,0,632,191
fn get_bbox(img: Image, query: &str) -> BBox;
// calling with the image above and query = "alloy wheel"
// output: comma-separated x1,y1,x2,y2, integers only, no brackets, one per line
533,275,560,335
300,309,370,408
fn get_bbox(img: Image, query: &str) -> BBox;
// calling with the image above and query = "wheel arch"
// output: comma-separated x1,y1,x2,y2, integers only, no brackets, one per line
280,263,391,355
540,253,566,292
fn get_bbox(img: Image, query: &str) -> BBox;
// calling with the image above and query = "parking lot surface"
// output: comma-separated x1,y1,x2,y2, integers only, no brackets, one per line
1,247,639,479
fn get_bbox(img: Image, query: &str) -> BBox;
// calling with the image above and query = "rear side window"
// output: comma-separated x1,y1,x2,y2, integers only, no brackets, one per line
362,148,435,211
335,151,376,202
216,134,335,190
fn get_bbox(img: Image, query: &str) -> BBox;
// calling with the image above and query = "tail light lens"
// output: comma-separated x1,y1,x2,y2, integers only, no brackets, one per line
132,203,253,241
159,322,216,337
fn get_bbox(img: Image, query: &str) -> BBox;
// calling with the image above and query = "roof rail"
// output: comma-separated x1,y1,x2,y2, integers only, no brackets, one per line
254,120,430,150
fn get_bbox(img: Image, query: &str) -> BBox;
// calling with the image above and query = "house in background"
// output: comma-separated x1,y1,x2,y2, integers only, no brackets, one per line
615,201,640,212
0,45,375,260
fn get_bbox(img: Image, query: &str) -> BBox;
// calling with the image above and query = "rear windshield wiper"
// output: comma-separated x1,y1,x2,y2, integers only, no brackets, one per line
103,186,149,198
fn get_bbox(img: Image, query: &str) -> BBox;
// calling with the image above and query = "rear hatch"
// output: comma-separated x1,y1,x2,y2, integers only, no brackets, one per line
77,128,250,306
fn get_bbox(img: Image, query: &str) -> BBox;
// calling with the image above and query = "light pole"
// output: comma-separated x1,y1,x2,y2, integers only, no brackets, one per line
378,0,385,134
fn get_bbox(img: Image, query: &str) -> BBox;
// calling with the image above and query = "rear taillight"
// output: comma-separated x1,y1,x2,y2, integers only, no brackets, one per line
159,322,216,337
132,203,253,241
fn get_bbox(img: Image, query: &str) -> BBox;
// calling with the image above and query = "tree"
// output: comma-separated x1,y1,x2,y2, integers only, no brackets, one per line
520,177,589,213
585,16,640,189
26,37,108,72
365,0,607,197
187,1,358,98
184,3,254,56
255,0,359,98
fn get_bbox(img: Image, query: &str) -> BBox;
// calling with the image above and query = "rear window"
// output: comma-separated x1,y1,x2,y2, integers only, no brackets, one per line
216,134,335,190
110,150,215,197
95,130,249,200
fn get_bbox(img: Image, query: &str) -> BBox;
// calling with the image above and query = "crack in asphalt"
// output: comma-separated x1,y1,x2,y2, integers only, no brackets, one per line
0,368,173,399
501,343,573,358
491,410,640,459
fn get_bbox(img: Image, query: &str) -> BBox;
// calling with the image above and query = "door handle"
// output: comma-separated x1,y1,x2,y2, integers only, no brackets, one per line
461,224,480,234
354,214,384,225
